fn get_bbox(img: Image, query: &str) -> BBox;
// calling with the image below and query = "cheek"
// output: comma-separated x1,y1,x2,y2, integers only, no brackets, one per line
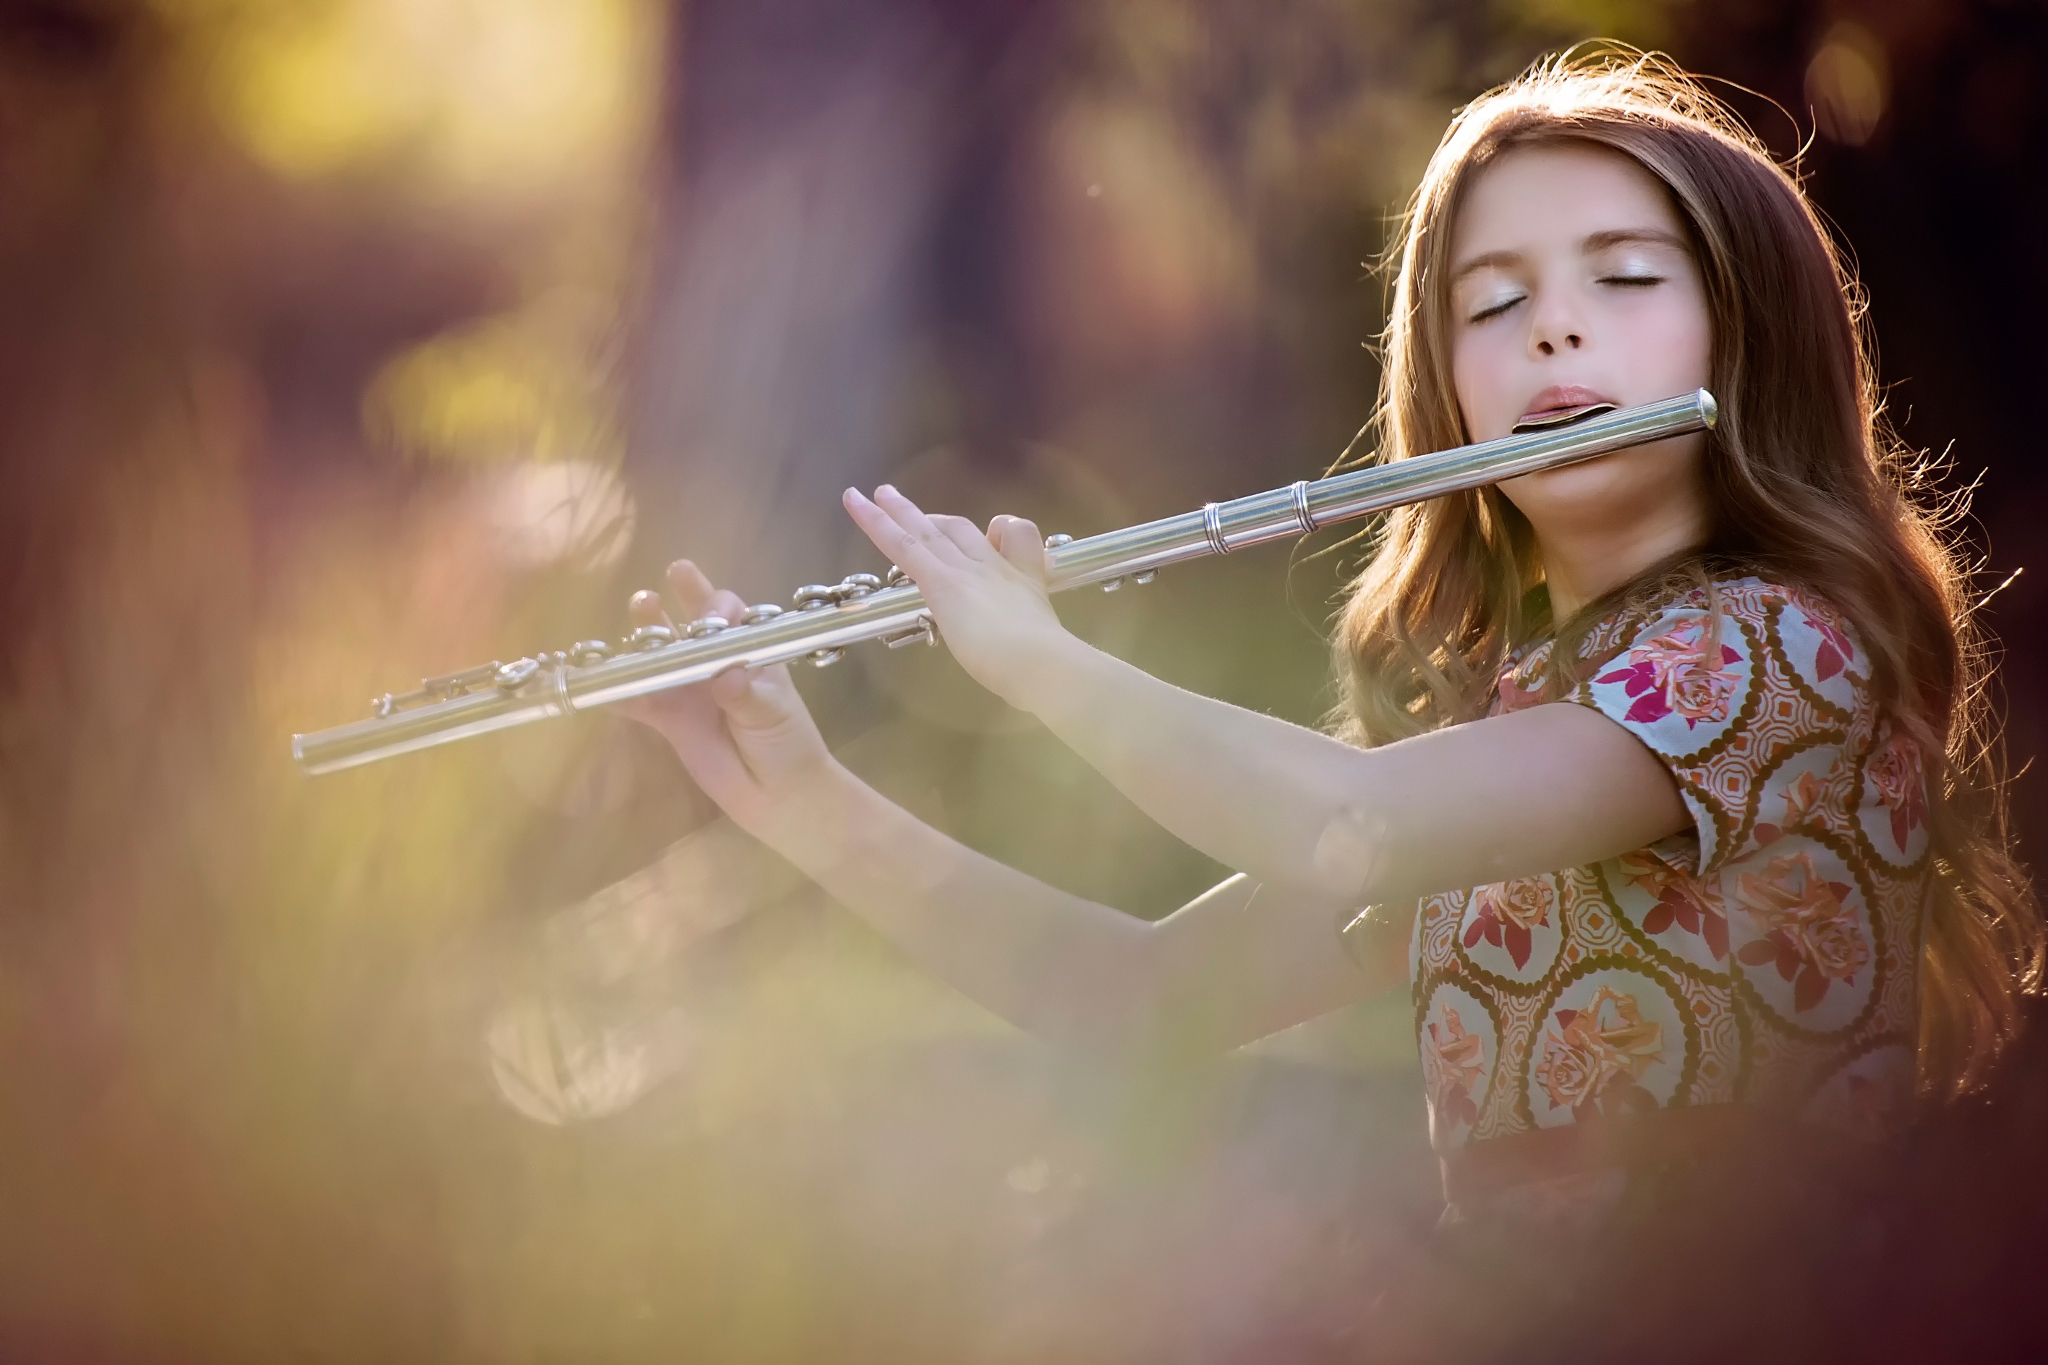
1628,289,1714,391
1450,328,1518,437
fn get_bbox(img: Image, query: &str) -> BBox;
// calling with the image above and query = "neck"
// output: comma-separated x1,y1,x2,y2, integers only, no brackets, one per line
1537,500,1709,619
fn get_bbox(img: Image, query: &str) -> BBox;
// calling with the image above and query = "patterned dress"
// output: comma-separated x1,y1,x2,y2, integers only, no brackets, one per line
1390,577,1928,1175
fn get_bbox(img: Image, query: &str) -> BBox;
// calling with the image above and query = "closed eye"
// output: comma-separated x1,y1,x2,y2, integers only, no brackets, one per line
1467,294,1524,324
1598,273,1665,288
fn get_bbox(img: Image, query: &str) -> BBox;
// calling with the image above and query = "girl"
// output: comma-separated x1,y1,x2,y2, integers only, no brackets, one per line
621,50,2036,1284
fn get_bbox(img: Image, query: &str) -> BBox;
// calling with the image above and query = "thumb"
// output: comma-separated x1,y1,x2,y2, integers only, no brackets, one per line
708,664,808,735
989,514,1049,583
705,664,833,797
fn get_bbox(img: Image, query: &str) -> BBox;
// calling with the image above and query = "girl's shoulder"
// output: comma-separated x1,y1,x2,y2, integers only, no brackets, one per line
1539,575,1856,672
1551,574,1901,877
1498,575,1868,718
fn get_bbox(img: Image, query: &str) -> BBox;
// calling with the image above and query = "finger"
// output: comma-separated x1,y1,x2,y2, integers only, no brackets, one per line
660,706,766,819
708,588,748,626
988,514,1047,581
708,664,804,734
666,559,719,621
844,487,946,577
872,484,975,565
628,589,674,630
931,513,997,562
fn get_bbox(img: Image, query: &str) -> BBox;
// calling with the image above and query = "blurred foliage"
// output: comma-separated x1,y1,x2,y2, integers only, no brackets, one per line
363,291,629,465
165,0,661,196
159,0,661,472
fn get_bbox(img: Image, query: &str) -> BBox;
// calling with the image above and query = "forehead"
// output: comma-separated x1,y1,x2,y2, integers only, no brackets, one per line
1449,141,1685,260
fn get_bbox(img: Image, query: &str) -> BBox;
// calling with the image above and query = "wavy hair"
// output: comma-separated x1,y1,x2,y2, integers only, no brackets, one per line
1330,50,2039,1097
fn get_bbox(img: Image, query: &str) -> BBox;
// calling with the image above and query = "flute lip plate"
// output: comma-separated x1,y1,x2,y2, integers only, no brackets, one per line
1508,402,1619,435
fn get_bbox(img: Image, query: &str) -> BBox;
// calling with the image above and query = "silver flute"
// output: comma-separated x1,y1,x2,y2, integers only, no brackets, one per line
294,389,1717,775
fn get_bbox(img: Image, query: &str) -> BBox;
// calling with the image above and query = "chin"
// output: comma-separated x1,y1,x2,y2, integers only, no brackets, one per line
1500,448,1681,529
1504,452,1637,505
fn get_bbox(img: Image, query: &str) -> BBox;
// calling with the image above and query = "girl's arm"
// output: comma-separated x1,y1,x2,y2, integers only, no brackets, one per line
626,561,1397,1058
752,759,1395,1055
843,486,1689,905
1016,644,1683,904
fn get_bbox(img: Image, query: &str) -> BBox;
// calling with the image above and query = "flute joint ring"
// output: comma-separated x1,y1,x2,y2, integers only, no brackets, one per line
1289,481,1318,535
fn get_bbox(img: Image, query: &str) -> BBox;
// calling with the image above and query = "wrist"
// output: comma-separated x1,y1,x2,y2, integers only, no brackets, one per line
746,757,876,870
1002,627,1104,719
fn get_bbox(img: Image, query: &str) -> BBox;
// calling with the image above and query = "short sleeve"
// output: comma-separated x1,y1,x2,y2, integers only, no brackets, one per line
1565,580,1873,877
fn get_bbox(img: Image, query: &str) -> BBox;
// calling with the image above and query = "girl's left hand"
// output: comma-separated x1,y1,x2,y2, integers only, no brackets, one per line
842,484,1072,711
620,559,841,838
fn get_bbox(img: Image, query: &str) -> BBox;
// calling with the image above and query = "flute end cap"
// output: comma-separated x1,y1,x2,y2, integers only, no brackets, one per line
1697,388,1719,429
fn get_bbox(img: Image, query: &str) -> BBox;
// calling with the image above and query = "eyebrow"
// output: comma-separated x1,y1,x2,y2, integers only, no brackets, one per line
1449,227,1692,283
1582,227,1690,254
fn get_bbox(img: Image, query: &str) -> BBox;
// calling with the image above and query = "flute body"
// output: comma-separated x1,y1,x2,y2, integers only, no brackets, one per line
293,389,1717,775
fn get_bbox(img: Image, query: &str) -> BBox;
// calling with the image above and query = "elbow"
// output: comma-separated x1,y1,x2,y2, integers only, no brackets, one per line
1014,983,1163,1064
1302,802,1394,905
1005,937,1215,1066
1029,1013,1225,1075
1018,953,1237,1070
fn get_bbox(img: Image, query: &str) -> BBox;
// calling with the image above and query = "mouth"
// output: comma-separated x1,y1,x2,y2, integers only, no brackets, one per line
1511,385,1620,434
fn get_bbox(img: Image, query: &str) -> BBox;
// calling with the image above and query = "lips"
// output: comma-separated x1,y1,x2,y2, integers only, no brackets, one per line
1517,384,1619,424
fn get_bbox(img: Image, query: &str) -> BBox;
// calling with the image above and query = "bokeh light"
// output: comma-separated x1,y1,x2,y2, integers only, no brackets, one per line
1807,21,1889,147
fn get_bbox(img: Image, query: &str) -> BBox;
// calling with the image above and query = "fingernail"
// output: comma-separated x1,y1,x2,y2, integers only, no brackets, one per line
878,483,896,497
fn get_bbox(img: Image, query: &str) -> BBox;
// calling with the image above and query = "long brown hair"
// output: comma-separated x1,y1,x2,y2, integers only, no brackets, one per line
1331,50,2038,1097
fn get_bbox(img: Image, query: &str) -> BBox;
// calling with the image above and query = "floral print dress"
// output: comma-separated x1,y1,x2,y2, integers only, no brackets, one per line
1389,578,1927,1182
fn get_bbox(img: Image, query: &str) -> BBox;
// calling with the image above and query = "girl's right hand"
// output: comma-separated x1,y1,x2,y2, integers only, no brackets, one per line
619,559,840,837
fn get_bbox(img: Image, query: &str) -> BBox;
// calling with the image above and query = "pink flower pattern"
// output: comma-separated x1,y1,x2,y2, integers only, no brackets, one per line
1461,876,1555,970
1867,728,1926,851
1753,769,1829,847
1617,850,1727,960
1786,589,1857,682
1592,618,1742,727
1408,579,1927,1154
1422,1007,1486,1133
1533,987,1665,1122
1732,850,1869,1013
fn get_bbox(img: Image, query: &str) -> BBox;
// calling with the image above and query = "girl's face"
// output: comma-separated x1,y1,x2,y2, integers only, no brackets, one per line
1447,141,1712,543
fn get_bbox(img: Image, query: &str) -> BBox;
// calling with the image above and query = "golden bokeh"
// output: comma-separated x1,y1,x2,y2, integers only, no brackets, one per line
1807,21,1889,147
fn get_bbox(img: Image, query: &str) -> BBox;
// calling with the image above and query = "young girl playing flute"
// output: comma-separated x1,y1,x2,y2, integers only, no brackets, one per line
618,50,2037,1335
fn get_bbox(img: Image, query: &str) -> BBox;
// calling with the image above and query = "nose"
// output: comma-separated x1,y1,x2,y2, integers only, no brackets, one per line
1528,292,1585,358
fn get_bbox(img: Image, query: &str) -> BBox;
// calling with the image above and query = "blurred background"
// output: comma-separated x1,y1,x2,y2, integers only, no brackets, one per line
1,0,2044,1360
